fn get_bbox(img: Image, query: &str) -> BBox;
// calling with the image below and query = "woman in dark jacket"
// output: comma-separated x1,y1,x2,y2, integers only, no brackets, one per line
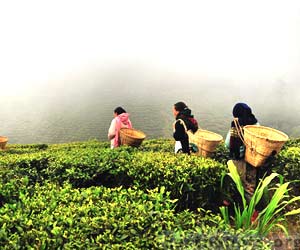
173,101,198,154
229,103,258,159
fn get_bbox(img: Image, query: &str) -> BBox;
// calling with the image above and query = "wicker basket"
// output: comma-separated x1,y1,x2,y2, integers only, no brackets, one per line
120,128,146,147
243,125,288,167
0,136,8,150
187,129,223,157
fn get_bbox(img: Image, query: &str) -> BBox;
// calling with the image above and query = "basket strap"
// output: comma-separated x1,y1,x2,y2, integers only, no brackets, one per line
233,118,248,147
174,119,188,132
173,118,201,133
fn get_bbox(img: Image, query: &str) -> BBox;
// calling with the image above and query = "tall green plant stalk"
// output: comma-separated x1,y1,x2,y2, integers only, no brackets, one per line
220,160,300,236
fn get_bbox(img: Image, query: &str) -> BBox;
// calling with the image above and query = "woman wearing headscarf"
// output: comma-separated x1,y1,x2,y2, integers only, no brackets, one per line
224,104,258,190
223,103,260,217
173,101,198,154
229,103,258,159
225,103,276,219
108,106,132,149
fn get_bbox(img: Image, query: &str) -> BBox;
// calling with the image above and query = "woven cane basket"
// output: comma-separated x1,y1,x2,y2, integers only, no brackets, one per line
187,129,223,157
120,128,146,147
0,136,8,150
243,125,288,167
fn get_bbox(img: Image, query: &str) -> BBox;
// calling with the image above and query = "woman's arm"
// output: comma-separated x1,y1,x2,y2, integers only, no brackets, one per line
173,120,186,141
108,119,116,140
225,130,231,148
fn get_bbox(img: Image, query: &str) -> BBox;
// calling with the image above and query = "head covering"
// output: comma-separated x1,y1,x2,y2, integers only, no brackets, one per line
179,107,193,118
231,103,257,127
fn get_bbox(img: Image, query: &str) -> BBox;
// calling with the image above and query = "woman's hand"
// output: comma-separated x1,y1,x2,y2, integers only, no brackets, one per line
108,134,115,140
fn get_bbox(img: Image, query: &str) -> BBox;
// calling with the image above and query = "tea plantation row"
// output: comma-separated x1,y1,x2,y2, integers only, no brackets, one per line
1,138,300,249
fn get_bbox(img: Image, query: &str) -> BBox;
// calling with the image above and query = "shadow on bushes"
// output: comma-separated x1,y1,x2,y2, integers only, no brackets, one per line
73,171,133,189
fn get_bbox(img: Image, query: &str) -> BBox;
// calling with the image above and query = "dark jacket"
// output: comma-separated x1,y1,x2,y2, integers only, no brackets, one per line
173,108,198,154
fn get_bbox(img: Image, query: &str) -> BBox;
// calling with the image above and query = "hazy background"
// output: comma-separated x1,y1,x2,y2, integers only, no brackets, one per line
0,0,300,144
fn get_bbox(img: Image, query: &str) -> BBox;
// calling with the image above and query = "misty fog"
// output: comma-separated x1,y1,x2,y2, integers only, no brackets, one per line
1,1,300,143
1,65,299,144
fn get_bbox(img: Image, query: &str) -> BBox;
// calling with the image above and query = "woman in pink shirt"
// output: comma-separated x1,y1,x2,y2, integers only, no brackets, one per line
108,107,132,148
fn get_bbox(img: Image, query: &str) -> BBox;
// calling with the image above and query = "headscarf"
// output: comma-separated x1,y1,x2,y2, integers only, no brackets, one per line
176,107,198,133
113,113,132,147
231,103,257,127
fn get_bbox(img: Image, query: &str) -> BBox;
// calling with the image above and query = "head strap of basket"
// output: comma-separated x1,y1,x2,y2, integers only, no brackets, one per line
175,119,188,131
233,118,246,144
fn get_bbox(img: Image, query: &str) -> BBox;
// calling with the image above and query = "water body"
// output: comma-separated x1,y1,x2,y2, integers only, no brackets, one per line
1,67,300,144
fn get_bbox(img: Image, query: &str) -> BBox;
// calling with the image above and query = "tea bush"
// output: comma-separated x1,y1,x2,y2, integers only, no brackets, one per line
124,151,226,211
0,180,271,249
0,143,48,156
1,138,299,249
139,138,174,153
1,143,227,211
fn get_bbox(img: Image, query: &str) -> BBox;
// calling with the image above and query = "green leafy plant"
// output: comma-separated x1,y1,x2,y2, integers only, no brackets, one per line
220,160,300,236
0,140,227,211
1,138,300,249
0,180,271,249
